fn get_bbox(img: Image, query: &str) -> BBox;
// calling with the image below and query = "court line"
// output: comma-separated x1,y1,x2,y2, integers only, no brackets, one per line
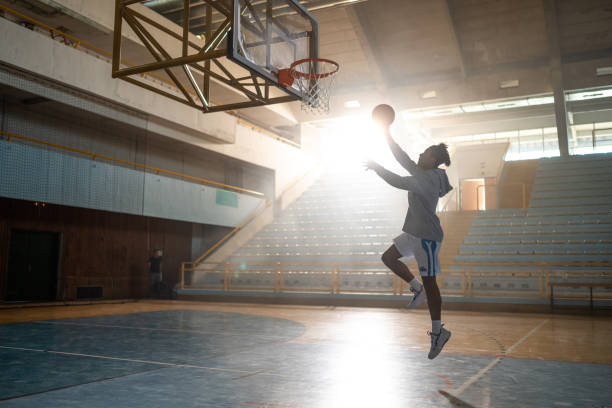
451,319,549,397
0,366,166,402
0,345,284,377
31,320,295,341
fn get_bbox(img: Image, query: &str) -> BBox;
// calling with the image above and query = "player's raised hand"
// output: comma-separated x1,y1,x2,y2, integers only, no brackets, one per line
363,160,382,172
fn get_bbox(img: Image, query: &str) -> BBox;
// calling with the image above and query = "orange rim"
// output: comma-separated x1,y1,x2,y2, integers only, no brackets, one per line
289,58,340,80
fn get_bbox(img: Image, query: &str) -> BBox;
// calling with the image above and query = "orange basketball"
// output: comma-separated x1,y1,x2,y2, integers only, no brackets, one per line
371,104,395,127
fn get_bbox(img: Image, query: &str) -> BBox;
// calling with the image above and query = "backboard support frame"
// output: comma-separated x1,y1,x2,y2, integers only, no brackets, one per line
111,0,319,114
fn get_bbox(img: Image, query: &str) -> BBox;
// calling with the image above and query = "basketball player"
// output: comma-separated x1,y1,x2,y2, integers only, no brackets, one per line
365,126,453,359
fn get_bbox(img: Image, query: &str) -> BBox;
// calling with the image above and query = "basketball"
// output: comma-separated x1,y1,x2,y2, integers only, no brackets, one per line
371,104,395,127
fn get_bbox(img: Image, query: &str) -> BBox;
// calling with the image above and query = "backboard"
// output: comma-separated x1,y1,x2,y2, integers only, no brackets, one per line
228,0,320,99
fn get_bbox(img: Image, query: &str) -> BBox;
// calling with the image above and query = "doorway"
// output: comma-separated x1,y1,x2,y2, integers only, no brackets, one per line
6,229,60,302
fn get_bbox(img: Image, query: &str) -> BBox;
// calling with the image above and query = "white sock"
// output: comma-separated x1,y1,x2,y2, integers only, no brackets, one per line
432,320,442,334
409,278,422,291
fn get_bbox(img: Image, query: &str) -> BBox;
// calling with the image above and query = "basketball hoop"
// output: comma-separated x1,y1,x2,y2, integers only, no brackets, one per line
278,58,339,114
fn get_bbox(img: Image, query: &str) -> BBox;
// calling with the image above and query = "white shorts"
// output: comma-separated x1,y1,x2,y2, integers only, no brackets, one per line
392,232,441,277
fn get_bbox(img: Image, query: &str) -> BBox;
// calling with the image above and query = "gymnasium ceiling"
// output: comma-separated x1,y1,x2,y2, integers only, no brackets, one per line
2,0,612,134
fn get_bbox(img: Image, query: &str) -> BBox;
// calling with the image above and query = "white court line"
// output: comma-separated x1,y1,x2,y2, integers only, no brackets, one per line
32,321,291,340
0,345,284,377
452,319,549,397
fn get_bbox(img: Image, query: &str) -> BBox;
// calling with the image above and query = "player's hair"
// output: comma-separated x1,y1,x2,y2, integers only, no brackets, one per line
431,143,451,167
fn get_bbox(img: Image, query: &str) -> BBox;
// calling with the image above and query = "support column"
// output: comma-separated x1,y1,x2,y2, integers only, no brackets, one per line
543,0,570,156
551,69,570,156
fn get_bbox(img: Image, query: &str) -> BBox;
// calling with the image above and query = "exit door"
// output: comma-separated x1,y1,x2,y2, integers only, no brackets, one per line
6,230,60,302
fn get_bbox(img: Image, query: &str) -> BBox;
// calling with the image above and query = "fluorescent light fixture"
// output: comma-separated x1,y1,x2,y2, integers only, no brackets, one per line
596,67,612,76
499,79,519,89
344,100,360,108
527,95,554,105
421,90,437,99
422,107,463,117
483,99,529,110
567,88,612,101
461,104,487,112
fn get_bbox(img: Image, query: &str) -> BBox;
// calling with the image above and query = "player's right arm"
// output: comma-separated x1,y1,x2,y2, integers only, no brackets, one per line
385,130,421,175
365,160,424,194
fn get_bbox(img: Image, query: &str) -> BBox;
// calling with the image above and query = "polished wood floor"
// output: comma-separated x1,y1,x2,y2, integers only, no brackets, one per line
2,300,610,365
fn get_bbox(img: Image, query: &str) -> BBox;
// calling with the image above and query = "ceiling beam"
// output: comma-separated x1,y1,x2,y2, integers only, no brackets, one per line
442,0,467,77
349,3,393,91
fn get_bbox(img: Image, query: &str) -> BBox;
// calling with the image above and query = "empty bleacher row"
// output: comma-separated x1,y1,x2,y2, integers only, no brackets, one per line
188,153,612,300
189,168,408,291
448,153,612,297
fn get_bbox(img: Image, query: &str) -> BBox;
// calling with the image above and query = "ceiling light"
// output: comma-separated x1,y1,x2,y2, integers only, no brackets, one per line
566,88,612,101
344,100,360,108
461,104,486,112
527,96,554,105
499,79,519,89
421,90,437,99
596,67,612,76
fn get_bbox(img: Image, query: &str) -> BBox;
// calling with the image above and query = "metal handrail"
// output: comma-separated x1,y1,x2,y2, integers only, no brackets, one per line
0,4,301,149
1,130,265,198
180,260,612,298
439,187,459,212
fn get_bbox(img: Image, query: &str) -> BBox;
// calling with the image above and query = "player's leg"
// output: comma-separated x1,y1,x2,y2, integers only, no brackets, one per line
422,276,441,321
419,240,451,359
381,244,426,308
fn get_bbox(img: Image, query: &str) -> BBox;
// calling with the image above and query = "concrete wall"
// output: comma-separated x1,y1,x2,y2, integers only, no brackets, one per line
445,141,509,196
0,139,265,227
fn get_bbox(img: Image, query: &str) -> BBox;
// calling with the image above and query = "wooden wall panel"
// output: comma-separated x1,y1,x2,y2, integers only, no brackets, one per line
0,197,192,301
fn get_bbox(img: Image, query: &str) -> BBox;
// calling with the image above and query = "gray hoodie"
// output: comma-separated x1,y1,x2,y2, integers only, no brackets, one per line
374,137,453,242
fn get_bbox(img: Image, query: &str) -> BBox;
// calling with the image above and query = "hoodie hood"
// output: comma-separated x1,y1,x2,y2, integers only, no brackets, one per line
434,168,453,198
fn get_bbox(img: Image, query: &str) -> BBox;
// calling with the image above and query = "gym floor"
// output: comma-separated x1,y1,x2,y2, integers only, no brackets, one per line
0,301,610,407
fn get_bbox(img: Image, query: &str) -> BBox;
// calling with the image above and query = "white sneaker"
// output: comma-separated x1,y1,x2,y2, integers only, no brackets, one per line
406,286,427,309
428,326,451,359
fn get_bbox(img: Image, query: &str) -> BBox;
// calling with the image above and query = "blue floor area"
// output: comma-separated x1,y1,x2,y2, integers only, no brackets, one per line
1,310,611,407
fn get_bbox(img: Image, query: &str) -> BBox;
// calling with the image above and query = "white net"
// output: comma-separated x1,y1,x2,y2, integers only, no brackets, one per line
290,59,338,115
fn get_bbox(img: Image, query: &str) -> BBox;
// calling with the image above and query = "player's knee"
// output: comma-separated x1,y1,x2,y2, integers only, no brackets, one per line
381,250,396,267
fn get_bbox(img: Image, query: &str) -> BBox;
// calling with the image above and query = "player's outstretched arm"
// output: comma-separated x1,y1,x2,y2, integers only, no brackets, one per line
364,160,423,193
384,129,420,174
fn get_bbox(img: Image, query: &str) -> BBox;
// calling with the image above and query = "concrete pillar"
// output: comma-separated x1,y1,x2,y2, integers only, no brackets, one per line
551,69,570,156
543,0,570,157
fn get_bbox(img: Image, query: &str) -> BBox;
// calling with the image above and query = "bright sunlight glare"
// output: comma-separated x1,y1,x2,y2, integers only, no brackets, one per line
321,115,394,173
320,114,435,175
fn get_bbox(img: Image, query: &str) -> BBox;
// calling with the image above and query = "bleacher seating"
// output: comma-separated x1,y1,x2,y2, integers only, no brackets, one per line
191,168,407,291
451,153,612,297
189,153,612,301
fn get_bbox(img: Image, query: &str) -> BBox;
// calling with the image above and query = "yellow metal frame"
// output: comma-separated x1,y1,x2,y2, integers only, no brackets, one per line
0,4,301,148
111,0,297,113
